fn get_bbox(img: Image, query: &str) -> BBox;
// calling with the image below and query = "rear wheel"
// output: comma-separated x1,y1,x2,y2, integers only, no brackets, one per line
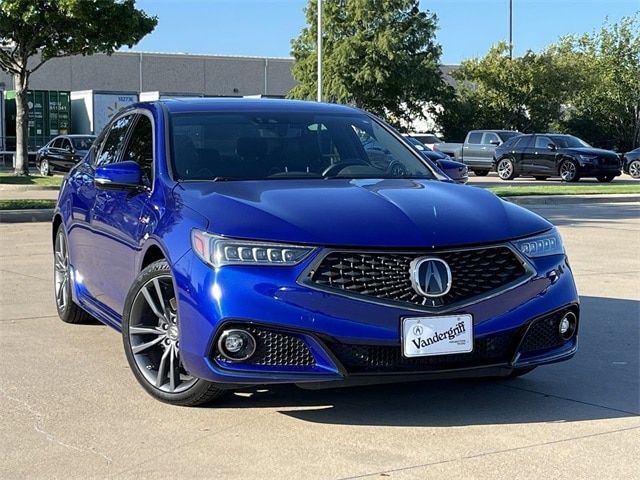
629,160,640,179
122,260,224,406
596,175,615,183
54,225,91,324
473,169,489,177
497,158,516,180
559,159,580,182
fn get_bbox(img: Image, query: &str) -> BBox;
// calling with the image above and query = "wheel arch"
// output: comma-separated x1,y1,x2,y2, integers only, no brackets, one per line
139,242,169,272
52,213,64,249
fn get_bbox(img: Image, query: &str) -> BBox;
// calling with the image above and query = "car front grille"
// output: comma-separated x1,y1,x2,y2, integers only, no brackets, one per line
329,330,520,374
306,246,529,309
215,326,315,367
519,311,569,353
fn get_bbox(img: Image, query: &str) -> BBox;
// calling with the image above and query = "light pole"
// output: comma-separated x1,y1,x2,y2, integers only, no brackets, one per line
509,0,513,59
317,0,323,102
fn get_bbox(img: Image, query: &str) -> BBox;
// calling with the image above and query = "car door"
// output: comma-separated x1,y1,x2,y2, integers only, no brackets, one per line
478,132,502,168
462,132,484,166
512,135,533,173
59,138,78,171
87,113,153,315
46,137,66,172
531,135,556,175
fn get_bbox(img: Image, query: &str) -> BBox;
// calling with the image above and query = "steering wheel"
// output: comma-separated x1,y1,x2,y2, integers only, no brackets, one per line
387,161,408,177
322,162,366,177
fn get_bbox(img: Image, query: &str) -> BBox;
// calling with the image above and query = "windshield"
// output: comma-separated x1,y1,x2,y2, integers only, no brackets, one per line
71,136,96,150
498,131,521,141
169,112,435,181
549,135,591,148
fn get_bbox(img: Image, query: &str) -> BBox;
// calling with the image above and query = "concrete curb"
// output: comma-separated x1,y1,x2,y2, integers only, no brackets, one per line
0,209,54,223
0,185,60,191
505,194,640,205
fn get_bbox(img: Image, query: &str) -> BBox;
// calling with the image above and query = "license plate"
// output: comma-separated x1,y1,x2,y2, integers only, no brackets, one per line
402,315,473,357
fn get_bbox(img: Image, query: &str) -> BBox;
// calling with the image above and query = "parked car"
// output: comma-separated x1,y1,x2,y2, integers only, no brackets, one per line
622,148,640,179
403,135,468,183
52,99,579,406
36,134,96,176
494,134,622,182
435,130,521,176
405,132,442,150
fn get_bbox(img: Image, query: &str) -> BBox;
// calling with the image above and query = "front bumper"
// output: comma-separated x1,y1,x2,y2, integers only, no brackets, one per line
174,249,579,387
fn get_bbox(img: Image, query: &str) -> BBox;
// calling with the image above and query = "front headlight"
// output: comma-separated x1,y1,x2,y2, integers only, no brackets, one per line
512,227,564,258
578,154,598,162
192,230,314,267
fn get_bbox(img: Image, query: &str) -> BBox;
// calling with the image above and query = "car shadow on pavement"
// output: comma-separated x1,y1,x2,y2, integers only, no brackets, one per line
211,296,639,427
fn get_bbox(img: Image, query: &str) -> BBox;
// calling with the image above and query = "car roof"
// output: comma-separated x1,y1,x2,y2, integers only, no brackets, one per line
60,134,96,138
147,98,361,115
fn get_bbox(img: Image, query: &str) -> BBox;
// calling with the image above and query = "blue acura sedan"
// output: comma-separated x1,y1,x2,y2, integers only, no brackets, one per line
53,99,579,406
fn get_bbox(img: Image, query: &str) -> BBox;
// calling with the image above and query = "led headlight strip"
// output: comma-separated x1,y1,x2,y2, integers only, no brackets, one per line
512,227,565,258
192,230,314,267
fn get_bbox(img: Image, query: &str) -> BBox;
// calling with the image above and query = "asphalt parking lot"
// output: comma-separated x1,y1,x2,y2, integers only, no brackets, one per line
1,202,639,479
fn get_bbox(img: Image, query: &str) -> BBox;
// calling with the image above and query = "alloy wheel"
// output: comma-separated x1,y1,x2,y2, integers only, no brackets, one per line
54,230,70,311
560,161,577,182
128,275,196,393
40,159,49,176
497,159,513,180
630,160,640,179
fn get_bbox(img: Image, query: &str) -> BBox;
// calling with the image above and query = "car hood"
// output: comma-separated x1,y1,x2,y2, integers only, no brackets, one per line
561,147,619,159
175,179,551,248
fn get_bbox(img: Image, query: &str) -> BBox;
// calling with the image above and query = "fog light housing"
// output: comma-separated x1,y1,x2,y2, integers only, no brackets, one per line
218,329,256,361
558,312,577,340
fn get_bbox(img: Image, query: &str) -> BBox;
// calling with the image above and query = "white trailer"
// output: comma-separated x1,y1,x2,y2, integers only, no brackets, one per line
139,91,204,102
71,90,138,135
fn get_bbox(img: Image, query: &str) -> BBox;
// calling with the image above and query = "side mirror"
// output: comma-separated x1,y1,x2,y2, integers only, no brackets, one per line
489,140,501,146
95,160,143,190
547,143,557,151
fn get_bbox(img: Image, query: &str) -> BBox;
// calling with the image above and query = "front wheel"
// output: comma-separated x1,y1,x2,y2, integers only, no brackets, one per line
40,159,51,176
596,175,615,183
629,160,640,179
497,158,517,180
473,169,489,177
122,260,224,406
559,159,580,182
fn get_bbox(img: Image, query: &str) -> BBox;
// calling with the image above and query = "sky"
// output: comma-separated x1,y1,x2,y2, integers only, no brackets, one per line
124,0,638,64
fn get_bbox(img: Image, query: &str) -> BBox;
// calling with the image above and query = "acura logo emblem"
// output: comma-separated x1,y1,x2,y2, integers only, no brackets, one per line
410,257,452,298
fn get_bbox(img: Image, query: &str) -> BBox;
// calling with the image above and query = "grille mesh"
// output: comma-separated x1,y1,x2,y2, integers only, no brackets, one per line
215,326,315,367
519,312,568,353
309,247,527,308
330,331,519,373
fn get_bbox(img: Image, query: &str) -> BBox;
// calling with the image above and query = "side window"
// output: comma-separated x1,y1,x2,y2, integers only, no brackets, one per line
51,138,63,149
467,132,483,144
516,136,533,149
61,139,72,151
534,136,552,149
95,115,133,167
482,132,500,145
122,115,154,184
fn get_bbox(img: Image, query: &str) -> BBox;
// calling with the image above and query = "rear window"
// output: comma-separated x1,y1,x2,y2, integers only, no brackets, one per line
498,131,521,141
467,132,483,144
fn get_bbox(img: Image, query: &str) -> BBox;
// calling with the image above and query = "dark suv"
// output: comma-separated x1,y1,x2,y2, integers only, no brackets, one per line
494,134,621,182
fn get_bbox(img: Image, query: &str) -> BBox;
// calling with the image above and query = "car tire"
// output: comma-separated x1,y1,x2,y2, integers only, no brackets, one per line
596,175,615,183
40,159,51,176
497,158,517,180
54,225,92,324
122,259,225,406
473,170,489,176
534,176,548,181
559,159,580,182
629,160,640,179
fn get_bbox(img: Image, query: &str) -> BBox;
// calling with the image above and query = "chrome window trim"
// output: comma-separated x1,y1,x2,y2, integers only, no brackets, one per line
297,243,537,314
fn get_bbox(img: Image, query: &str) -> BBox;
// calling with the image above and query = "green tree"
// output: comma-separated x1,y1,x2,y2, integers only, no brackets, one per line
289,0,446,127
437,42,577,139
554,15,640,150
0,0,157,175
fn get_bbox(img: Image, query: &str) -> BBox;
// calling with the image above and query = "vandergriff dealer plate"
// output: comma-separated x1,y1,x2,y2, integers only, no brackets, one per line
402,315,473,357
